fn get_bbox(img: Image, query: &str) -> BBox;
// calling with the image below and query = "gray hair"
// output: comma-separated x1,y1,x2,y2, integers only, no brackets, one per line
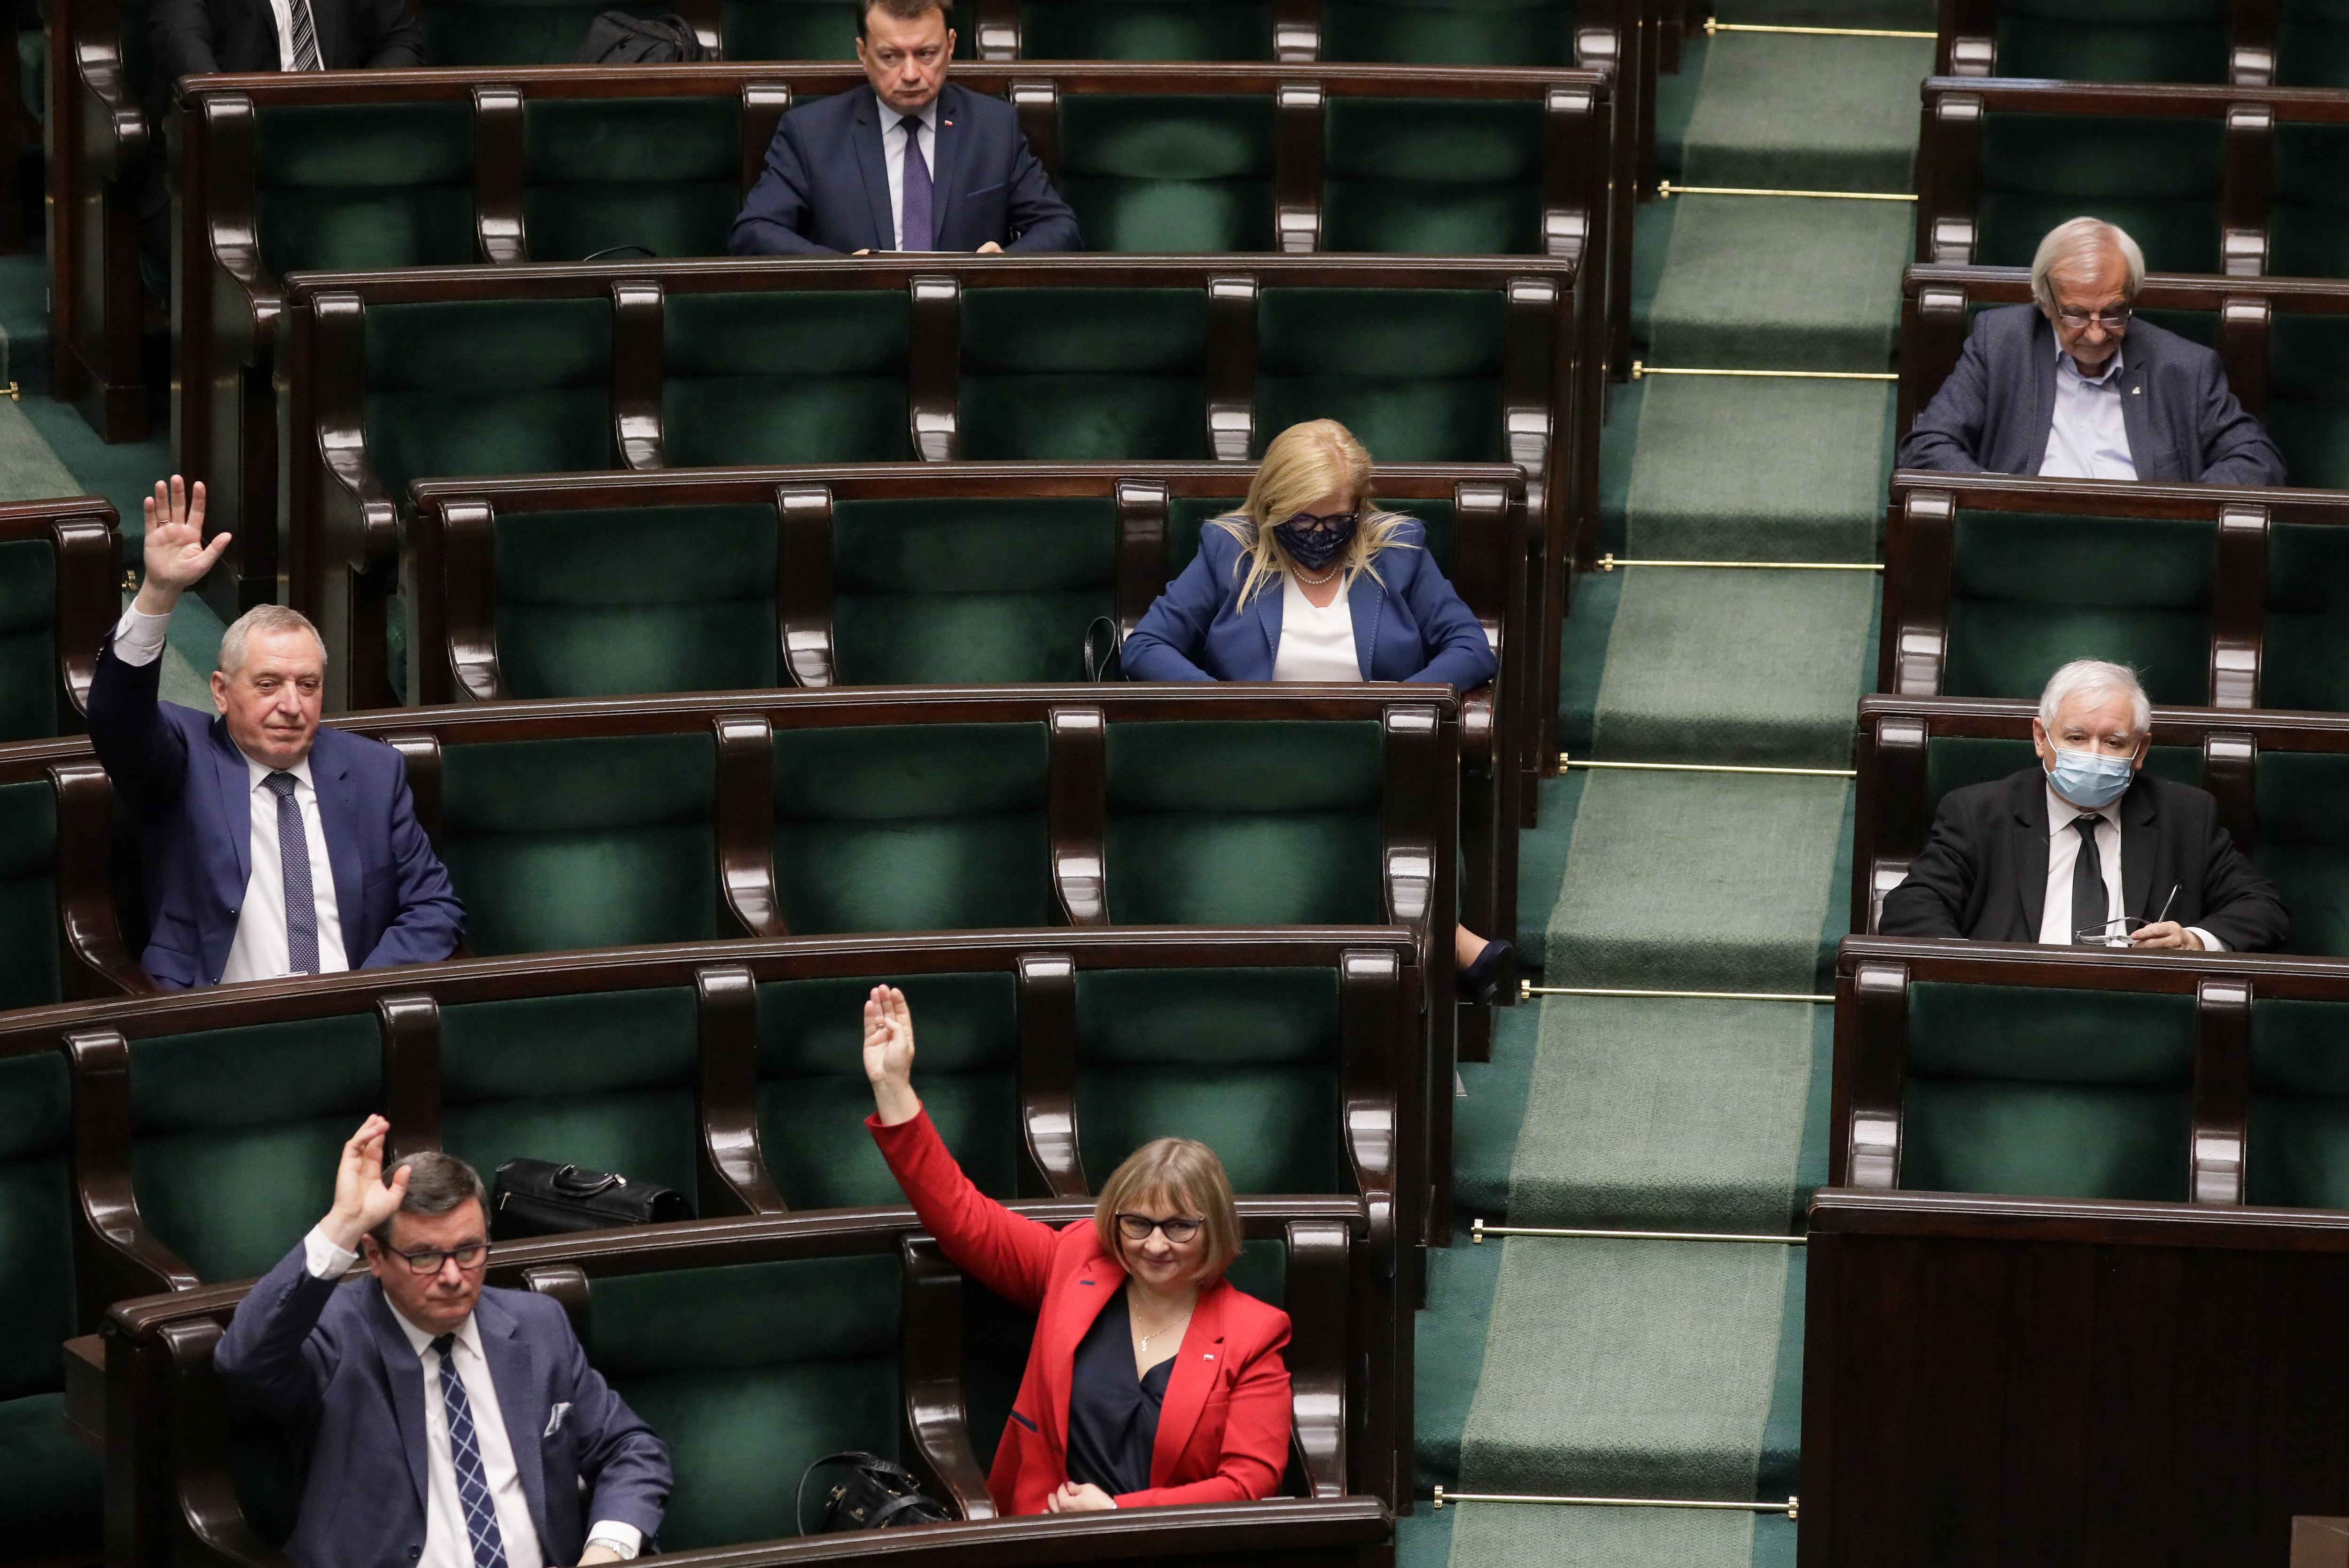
367,1149,490,1251
2038,659,2151,739
2030,217,2146,314
218,605,327,678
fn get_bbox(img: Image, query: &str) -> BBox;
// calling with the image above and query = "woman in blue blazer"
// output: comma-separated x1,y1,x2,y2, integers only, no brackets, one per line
1121,419,1511,998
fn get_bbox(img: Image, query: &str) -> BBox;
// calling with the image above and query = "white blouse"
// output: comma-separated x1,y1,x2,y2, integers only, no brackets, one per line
1271,572,1361,681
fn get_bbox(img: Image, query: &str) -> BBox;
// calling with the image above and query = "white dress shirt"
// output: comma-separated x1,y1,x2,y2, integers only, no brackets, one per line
112,606,349,983
266,0,301,69
1271,573,1361,681
2038,782,2222,951
882,104,939,252
2038,344,2137,481
300,1230,640,1564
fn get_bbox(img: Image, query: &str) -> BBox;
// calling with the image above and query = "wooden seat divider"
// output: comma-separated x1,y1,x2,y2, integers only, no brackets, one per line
0,497,121,744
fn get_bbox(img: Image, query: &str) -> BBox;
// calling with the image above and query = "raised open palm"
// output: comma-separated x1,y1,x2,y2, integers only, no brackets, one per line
139,476,229,603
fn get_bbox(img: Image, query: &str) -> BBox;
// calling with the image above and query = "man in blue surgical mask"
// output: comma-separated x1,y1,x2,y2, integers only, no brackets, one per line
1879,659,2287,951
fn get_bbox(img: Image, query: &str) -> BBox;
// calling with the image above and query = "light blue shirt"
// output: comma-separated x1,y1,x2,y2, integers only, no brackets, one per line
2038,343,2136,481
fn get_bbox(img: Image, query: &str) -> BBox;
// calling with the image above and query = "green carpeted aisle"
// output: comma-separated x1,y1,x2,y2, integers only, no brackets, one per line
1407,10,1930,1567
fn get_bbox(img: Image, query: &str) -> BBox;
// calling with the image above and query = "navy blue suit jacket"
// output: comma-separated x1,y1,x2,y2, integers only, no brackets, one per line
87,636,463,988
729,81,1081,256
1898,304,2286,486
216,1244,672,1568
1121,520,1499,689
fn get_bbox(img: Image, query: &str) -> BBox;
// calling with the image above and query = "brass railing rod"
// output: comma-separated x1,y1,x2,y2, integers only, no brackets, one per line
1706,16,1932,36
1599,553,1881,572
1659,179,1916,202
1472,1218,1808,1245
1632,361,1898,381
1433,1487,1799,1518
1521,981,1832,1003
1561,755,1857,778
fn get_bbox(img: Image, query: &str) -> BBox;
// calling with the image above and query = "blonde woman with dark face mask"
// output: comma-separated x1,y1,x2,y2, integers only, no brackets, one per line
1120,418,1512,1000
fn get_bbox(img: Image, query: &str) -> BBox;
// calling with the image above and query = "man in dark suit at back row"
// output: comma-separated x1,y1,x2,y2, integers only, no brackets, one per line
730,0,1081,256
1880,659,2288,952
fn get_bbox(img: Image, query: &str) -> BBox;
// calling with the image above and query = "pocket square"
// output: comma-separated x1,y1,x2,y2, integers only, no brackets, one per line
544,1402,571,1438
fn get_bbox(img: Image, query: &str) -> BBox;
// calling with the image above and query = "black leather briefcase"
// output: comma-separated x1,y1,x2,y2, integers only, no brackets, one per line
490,1159,692,1239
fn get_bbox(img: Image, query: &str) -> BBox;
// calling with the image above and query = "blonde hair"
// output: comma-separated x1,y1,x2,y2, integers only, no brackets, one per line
1210,419,1423,610
1093,1138,1244,1285
2030,217,2145,314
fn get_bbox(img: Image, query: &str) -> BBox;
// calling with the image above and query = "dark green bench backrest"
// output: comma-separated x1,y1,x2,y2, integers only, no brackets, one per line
755,971,1020,1207
2279,0,2349,85
717,0,868,60
1900,981,2196,1200
1941,510,2215,705
1166,493,1460,576
770,724,1054,933
2262,517,2349,709
2256,752,2349,958
441,733,720,955
366,298,615,497
662,291,914,467
522,97,741,261
0,538,58,742
0,781,59,1010
2248,996,2349,1206
254,103,477,278
2265,313,2349,490
1255,287,1508,462
960,288,1210,461
1019,0,1272,58
1987,0,2230,83
1975,112,2225,273
1322,0,1575,64
1322,98,1543,254
1057,95,1277,253
438,987,702,1208
1105,721,1387,925
586,1252,904,1549
2269,125,2349,275
1921,737,2200,825
129,1015,382,1281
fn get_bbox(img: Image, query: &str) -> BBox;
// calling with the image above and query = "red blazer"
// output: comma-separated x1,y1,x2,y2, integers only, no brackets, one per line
869,1108,1293,1514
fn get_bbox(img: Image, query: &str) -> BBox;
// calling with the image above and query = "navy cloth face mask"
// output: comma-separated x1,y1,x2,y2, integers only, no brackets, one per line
2048,746,2133,809
1274,512,1358,572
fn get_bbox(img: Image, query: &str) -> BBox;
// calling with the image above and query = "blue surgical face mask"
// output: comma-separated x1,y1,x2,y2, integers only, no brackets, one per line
2047,745,2134,809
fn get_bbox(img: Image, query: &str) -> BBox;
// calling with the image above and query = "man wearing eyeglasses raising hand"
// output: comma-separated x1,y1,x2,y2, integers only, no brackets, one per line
216,1117,672,1568
1899,216,2285,485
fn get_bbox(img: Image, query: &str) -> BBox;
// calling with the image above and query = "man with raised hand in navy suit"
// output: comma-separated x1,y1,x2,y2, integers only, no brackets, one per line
88,476,463,987
729,0,1081,256
217,1118,671,1568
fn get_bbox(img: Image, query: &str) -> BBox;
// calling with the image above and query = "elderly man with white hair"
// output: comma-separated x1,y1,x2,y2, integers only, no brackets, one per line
1880,659,2287,951
1898,217,2286,486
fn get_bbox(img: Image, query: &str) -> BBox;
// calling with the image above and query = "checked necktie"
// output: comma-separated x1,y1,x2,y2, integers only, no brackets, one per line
430,1335,512,1568
900,115,933,251
286,0,324,70
262,773,320,975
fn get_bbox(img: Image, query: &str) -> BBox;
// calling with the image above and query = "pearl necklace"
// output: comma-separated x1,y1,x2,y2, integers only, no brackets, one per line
1293,565,1340,587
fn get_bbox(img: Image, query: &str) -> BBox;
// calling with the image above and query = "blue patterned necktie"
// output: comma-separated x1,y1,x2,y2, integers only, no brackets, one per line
431,1335,512,1568
900,115,933,251
262,773,320,975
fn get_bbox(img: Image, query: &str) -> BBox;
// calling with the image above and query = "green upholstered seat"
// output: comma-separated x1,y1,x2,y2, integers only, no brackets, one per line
1899,982,2195,1201
831,497,1117,683
1057,95,1276,253
0,536,58,743
1919,736,2201,823
2262,314,2349,491
2271,126,2349,279
717,0,865,59
1974,113,2224,274
366,299,615,497
2248,997,2349,1206
253,103,477,278
1073,967,1343,1195
1322,99,1543,255
770,724,1053,933
439,988,701,1207
586,1254,903,1550
959,289,1211,460
1018,0,1272,58
1166,494,1458,577
1940,510,2215,706
423,0,666,63
1255,288,1508,463
522,98,740,261
492,505,780,697
2256,753,2349,958
1322,0,1574,65
440,733,719,955
0,1050,100,1556
1987,0,2229,83
1105,721,1386,926
2262,520,2349,710
661,291,913,467
2278,0,2349,85
754,971,1020,1208
0,781,60,1012
129,1015,383,1281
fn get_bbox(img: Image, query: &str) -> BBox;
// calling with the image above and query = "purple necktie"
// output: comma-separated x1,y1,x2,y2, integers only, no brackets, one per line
900,116,933,251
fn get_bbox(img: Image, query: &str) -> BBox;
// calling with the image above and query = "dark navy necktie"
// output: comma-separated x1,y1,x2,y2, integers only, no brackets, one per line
900,115,933,250
430,1335,512,1568
263,772,319,974
2070,815,2107,945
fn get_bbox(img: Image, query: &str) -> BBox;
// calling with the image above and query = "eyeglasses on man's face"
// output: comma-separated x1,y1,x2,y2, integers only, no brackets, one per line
2055,305,2132,332
1282,510,1358,534
392,1241,490,1275
1115,1213,1204,1244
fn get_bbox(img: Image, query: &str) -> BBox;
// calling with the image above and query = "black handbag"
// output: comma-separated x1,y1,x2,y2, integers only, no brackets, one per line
490,1159,693,1240
571,10,708,62
1083,615,1125,682
794,1452,952,1533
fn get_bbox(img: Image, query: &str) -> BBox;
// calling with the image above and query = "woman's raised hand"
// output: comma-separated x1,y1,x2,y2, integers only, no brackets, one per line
861,985,923,1126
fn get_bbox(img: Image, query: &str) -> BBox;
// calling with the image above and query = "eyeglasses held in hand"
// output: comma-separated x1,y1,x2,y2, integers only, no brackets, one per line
1282,511,1358,533
2075,915,2159,947
1115,1213,1204,1243
393,1242,490,1274
2056,306,2131,331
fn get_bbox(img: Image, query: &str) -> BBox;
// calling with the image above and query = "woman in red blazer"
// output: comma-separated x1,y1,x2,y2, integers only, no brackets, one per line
860,984,1293,1515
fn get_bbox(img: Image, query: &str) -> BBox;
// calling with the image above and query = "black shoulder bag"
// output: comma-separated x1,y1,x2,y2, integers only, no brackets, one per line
571,11,708,62
794,1452,953,1533
490,1159,693,1240
1083,615,1125,683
